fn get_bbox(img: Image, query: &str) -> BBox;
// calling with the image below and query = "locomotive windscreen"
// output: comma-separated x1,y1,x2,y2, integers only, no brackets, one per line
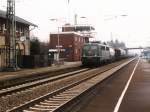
82,45,99,56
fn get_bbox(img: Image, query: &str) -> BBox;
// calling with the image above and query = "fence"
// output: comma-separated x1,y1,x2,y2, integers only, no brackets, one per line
0,45,22,71
19,55,52,68
0,46,10,71
0,45,52,70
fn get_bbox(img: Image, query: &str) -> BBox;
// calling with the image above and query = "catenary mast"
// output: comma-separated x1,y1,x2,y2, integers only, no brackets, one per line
5,0,17,71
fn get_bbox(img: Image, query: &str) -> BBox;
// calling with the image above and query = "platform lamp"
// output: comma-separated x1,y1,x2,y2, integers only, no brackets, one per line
50,19,61,64
104,14,128,43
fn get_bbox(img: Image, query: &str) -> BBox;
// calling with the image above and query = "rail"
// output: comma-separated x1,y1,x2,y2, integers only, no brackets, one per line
7,58,135,112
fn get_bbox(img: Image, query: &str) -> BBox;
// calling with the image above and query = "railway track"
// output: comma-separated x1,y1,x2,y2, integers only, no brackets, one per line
0,68,89,96
0,66,82,89
5,58,135,112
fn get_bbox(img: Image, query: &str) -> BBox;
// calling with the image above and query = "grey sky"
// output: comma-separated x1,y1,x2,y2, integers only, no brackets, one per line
0,0,150,47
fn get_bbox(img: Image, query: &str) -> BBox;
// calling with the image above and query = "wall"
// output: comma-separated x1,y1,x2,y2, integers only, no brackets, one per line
0,18,30,56
0,18,30,69
49,33,85,61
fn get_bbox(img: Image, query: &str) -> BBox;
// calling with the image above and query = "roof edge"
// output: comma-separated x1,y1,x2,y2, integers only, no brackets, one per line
0,10,38,27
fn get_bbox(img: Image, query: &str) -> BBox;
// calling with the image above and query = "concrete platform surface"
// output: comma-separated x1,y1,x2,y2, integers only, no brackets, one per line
119,58,150,112
78,58,150,112
0,61,81,81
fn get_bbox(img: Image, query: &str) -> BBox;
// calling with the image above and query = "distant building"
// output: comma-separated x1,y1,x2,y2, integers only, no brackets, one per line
49,24,95,62
62,24,95,43
142,48,150,59
0,10,37,69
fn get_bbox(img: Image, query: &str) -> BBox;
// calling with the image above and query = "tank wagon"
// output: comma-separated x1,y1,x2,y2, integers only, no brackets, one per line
81,43,126,66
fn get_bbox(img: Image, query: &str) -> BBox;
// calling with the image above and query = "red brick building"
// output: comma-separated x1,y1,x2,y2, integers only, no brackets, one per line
49,24,95,62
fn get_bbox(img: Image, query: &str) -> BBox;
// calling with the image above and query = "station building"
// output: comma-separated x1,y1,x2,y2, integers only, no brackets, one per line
49,24,95,62
0,10,37,69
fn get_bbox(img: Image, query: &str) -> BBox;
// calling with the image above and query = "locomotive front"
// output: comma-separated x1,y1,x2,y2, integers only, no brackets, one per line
81,43,100,66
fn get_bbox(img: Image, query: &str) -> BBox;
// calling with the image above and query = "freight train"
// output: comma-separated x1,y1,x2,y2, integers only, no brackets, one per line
81,43,126,66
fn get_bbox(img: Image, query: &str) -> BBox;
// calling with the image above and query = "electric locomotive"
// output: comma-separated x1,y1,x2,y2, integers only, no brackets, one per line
81,43,115,66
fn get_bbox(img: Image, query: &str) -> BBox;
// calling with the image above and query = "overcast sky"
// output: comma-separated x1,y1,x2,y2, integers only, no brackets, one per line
1,0,150,48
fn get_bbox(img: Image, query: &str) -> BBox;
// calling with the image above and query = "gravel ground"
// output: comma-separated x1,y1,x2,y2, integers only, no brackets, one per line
0,69,98,112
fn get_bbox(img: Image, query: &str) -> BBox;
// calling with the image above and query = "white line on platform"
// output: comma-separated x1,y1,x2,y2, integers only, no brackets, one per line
113,58,140,112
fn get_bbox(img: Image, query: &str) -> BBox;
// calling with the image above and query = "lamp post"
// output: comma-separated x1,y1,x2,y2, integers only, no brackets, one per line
50,19,61,64
104,14,128,42
104,14,128,21
74,14,87,25
56,27,60,64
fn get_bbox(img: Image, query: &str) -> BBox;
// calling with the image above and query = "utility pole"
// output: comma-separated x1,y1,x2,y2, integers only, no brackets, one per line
5,0,17,71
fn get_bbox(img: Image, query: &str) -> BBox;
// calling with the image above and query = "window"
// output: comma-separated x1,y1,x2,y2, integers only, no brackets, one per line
106,47,109,51
91,45,98,50
83,45,98,50
0,25,2,31
80,38,82,42
83,45,90,50
75,49,78,54
101,46,105,50
16,25,19,32
0,23,6,33
0,21,2,31
75,37,77,42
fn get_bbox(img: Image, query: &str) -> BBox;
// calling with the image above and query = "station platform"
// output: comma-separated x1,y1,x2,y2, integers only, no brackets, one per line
0,61,81,84
119,58,150,112
78,58,150,112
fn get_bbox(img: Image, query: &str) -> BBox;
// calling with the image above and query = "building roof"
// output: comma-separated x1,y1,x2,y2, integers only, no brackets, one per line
0,10,37,27
50,31,83,36
74,24,95,31
62,24,95,31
